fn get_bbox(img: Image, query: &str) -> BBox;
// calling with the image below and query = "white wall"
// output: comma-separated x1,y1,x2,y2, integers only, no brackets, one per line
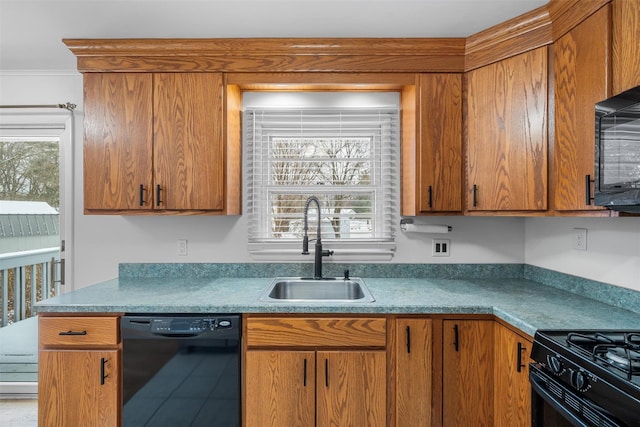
525,217,640,291
2,73,638,292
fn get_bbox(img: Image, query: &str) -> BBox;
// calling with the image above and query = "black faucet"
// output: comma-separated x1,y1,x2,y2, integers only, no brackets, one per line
302,196,334,279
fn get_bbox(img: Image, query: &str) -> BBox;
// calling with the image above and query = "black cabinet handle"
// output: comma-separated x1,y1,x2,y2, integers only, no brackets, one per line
325,359,329,387
585,175,594,206
428,185,433,209
517,342,527,373
303,358,307,387
406,326,411,354
453,324,459,352
139,184,146,206
156,185,162,206
472,185,478,208
100,357,108,385
59,330,87,336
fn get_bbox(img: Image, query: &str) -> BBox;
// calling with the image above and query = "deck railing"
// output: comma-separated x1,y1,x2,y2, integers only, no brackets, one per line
0,248,61,327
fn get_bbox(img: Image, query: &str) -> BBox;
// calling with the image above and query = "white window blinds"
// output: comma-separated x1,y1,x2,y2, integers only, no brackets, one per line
244,107,398,260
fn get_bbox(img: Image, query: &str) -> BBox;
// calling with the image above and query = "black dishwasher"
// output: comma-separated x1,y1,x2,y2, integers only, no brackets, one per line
121,314,241,427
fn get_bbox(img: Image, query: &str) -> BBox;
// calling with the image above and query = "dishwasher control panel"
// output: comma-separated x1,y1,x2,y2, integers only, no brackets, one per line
122,314,240,339
151,317,235,334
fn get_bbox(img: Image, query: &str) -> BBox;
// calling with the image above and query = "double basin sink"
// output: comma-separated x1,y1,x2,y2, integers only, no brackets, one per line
259,277,375,303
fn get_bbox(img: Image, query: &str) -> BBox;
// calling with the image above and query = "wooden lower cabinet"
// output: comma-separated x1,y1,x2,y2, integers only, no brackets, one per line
395,318,433,427
38,315,121,427
494,323,533,427
244,350,315,427
244,315,535,427
39,350,120,427
442,319,494,427
244,349,386,427
243,316,387,427
318,350,387,427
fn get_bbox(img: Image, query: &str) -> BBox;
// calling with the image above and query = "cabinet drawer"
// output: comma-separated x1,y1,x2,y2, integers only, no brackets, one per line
39,316,119,347
246,317,387,348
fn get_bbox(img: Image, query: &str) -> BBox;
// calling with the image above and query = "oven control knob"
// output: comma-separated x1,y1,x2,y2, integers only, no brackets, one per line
570,369,589,391
547,355,564,375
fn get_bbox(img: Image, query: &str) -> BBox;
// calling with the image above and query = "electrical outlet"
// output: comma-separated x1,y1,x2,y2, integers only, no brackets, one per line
432,239,451,257
177,239,188,256
573,228,587,251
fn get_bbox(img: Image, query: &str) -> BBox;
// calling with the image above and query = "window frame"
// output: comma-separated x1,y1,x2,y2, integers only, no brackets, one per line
244,105,398,261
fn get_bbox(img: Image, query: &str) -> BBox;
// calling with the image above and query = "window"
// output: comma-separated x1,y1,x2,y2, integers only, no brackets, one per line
244,104,398,260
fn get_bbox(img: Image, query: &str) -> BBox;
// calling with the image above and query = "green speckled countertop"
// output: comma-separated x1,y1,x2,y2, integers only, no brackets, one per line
35,263,640,336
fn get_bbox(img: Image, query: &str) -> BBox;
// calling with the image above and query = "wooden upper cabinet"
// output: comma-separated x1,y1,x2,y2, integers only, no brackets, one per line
84,73,154,211
83,72,230,214
613,0,640,94
418,74,463,213
465,47,548,213
552,5,611,214
154,73,224,211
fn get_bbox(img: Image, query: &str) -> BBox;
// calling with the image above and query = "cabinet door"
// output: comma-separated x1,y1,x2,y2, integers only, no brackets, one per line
396,318,432,427
244,350,315,427
154,73,225,211
39,349,119,427
466,47,548,212
494,324,532,427
84,73,153,211
553,6,610,213
443,320,494,427
317,351,387,427
418,74,463,213
613,0,640,94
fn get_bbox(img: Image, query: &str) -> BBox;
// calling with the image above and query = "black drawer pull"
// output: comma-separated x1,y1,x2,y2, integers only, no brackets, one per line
585,174,594,206
303,358,307,387
517,342,527,372
406,326,411,354
100,357,108,385
59,330,87,336
156,184,162,206
453,324,459,352
325,359,329,387
472,185,478,208
428,185,433,209
139,184,146,206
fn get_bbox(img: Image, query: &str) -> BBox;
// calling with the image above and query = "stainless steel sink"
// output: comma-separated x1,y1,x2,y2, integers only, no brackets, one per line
259,277,375,303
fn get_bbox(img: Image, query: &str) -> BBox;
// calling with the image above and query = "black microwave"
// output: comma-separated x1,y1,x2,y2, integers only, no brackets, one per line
594,85,640,213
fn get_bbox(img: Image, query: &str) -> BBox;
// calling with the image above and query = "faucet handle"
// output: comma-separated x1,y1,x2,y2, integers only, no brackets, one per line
343,269,350,280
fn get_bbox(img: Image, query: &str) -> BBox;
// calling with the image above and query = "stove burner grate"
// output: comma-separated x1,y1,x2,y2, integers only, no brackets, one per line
594,346,640,380
565,332,640,381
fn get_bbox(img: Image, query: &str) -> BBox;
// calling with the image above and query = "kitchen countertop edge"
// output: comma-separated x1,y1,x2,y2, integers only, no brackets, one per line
34,276,640,337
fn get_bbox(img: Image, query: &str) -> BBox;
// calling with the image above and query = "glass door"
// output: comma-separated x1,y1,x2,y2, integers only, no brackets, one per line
0,111,73,394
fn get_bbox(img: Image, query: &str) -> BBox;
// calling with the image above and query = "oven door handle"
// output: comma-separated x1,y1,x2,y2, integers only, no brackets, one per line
530,367,590,427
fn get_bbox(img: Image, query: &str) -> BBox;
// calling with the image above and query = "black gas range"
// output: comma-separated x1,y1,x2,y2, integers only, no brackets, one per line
530,330,640,427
